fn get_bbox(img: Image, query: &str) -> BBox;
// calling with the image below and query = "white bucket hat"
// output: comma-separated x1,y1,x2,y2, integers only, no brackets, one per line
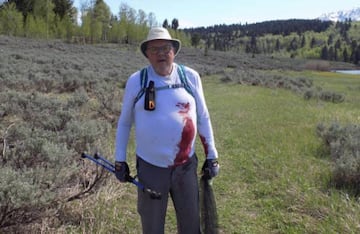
140,27,181,57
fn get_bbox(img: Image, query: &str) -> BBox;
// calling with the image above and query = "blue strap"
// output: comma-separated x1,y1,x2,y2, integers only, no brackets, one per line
134,67,148,105
134,65,193,105
177,64,194,97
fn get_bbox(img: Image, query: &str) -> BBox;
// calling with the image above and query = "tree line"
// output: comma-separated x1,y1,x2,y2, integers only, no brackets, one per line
0,0,190,45
185,19,360,65
1,0,359,64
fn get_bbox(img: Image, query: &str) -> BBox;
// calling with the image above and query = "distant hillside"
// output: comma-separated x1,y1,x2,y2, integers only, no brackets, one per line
183,19,360,65
318,7,360,22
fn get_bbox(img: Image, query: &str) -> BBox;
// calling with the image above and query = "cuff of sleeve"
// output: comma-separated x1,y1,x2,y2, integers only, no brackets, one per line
206,150,218,159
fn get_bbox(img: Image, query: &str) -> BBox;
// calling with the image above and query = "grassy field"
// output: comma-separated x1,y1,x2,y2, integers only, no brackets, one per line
58,71,360,234
1,35,359,233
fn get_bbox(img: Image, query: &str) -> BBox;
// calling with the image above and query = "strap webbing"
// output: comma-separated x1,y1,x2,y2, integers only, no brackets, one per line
134,68,148,105
178,64,194,97
134,65,193,105
156,83,185,90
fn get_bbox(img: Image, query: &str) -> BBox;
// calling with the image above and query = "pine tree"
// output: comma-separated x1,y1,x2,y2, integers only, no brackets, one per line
162,19,169,28
343,48,349,62
171,18,179,30
53,0,73,19
321,45,328,60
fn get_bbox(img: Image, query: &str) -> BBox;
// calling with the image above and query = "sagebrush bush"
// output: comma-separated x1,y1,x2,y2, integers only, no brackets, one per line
67,87,90,107
303,89,345,103
0,167,45,226
303,89,316,100
0,84,114,228
319,91,345,103
316,123,360,195
303,60,331,71
90,82,122,124
221,69,345,103
225,69,315,95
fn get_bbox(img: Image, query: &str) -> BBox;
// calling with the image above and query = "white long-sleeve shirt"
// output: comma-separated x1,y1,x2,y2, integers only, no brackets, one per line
114,63,218,168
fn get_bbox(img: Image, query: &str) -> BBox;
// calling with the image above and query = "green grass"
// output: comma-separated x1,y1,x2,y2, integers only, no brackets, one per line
64,71,360,233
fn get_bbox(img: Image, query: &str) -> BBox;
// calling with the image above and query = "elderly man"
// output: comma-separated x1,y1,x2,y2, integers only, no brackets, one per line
114,27,219,234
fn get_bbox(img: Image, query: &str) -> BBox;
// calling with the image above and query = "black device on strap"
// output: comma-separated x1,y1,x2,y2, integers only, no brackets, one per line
144,80,156,111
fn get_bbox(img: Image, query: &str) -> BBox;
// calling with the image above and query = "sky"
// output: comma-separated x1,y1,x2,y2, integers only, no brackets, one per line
73,0,360,28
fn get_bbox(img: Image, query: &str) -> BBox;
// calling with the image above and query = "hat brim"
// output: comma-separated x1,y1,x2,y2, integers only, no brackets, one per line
140,39,181,58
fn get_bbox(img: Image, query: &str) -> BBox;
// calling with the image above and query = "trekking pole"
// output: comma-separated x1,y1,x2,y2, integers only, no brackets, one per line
81,152,161,199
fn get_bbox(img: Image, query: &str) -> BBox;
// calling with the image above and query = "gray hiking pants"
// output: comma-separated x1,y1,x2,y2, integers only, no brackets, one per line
136,154,201,234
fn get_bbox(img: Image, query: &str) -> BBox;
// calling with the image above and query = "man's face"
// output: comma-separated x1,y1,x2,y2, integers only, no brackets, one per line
146,40,175,76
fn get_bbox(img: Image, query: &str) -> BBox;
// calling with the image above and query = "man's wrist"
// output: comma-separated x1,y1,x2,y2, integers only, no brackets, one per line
115,161,125,171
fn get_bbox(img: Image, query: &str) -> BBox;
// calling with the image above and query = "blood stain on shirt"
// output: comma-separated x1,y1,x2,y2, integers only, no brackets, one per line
173,102,195,166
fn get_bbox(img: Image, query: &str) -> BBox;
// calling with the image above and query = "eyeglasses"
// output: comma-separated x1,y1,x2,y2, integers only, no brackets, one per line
146,44,173,55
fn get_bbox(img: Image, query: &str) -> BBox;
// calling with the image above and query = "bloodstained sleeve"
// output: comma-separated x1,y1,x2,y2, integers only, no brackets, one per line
191,71,218,159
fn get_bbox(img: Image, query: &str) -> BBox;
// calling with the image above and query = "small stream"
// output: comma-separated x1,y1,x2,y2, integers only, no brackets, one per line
333,70,360,75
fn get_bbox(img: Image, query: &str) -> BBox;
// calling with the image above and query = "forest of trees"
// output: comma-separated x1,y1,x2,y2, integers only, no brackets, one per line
0,0,189,45
185,19,360,65
0,0,359,64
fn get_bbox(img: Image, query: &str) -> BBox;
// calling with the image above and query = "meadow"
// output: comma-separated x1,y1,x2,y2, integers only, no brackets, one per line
63,72,360,234
0,35,359,233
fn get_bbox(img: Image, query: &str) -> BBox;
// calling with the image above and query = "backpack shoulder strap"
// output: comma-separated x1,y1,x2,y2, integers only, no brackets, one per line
134,67,148,105
133,65,194,106
177,64,194,97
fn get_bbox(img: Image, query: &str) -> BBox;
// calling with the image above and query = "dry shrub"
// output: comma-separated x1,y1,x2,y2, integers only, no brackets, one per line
316,123,360,195
0,88,113,230
303,60,331,71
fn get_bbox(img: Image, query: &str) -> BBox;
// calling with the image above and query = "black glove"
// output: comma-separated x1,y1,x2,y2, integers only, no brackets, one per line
115,161,130,182
201,159,219,180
